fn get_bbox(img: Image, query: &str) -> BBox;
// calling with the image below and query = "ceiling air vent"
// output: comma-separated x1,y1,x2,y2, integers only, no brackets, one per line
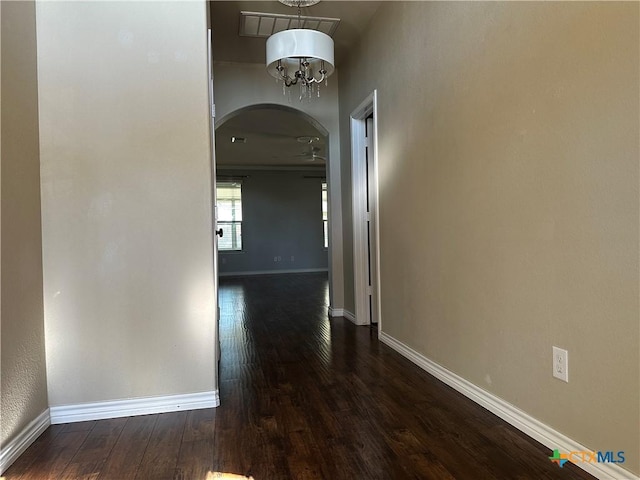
239,11,340,38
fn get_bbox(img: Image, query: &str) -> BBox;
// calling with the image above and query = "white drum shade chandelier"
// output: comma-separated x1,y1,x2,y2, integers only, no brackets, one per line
266,0,335,101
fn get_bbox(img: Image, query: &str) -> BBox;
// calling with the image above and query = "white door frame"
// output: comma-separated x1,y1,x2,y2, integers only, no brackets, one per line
206,26,221,391
351,90,381,330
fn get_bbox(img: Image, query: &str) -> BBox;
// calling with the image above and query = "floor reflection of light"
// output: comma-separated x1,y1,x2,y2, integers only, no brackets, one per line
205,472,254,479
317,321,332,368
218,281,249,375
317,278,332,367
323,281,330,306
219,283,246,341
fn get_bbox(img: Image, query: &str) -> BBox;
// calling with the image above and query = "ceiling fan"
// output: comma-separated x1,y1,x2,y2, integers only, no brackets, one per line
292,135,325,162
294,145,326,162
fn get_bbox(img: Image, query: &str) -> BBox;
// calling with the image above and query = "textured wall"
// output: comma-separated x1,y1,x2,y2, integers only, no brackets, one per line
218,170,328,275
0,0,49,449
37,1,216,406
339,2,639,474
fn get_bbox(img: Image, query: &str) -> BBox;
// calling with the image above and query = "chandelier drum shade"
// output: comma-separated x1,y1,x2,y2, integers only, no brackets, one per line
266,28,335,99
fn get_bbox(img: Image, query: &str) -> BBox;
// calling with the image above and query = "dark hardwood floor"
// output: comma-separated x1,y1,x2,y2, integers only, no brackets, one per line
4,272,594,479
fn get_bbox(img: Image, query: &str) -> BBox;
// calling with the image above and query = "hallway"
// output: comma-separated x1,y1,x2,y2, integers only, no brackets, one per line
4,273,594,479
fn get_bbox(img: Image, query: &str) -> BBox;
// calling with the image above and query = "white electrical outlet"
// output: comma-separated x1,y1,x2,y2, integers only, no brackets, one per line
553,346,569,382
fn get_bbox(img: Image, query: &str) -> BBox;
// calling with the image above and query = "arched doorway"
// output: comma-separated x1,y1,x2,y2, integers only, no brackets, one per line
214,104,334,306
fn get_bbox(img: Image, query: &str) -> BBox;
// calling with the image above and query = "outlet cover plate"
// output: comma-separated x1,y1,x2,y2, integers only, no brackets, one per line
553,346,569,382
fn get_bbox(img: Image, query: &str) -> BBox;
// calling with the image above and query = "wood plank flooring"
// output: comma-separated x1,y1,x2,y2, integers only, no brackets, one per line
3,273,595,479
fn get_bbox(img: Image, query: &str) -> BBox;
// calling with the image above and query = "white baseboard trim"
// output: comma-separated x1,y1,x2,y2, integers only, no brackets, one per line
378,332,638,480
49,390,219,425
0,408,51,475
328,307,356,323
219,268,328,278
343,310,356,323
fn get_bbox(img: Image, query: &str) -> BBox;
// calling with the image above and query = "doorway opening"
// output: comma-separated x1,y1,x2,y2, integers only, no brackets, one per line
214,104,332,303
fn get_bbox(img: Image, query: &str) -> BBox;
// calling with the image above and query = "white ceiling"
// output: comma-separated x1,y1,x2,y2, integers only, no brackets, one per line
215,106,328,168
211,1,382,65
211,1,382,168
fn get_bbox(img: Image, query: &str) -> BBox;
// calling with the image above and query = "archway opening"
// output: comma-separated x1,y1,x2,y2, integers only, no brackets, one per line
214,104,331,306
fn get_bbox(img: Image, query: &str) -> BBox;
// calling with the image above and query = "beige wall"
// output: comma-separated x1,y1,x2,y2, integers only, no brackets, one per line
213,62,344,309
37,1,217,406
339,2,639,475
0,0,49,449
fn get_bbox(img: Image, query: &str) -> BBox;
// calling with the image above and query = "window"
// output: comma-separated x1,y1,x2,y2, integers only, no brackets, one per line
216,181,242,251
322,181,328,248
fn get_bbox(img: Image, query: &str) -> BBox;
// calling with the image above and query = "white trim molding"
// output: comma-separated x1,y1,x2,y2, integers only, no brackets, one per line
378,332,639,480
49,390,219,425
328,307,356,323
350,90,382,329
0,409,50,475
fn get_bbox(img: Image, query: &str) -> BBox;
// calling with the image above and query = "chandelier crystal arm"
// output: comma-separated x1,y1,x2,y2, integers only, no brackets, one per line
303,60,327,84
274,58,328,87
